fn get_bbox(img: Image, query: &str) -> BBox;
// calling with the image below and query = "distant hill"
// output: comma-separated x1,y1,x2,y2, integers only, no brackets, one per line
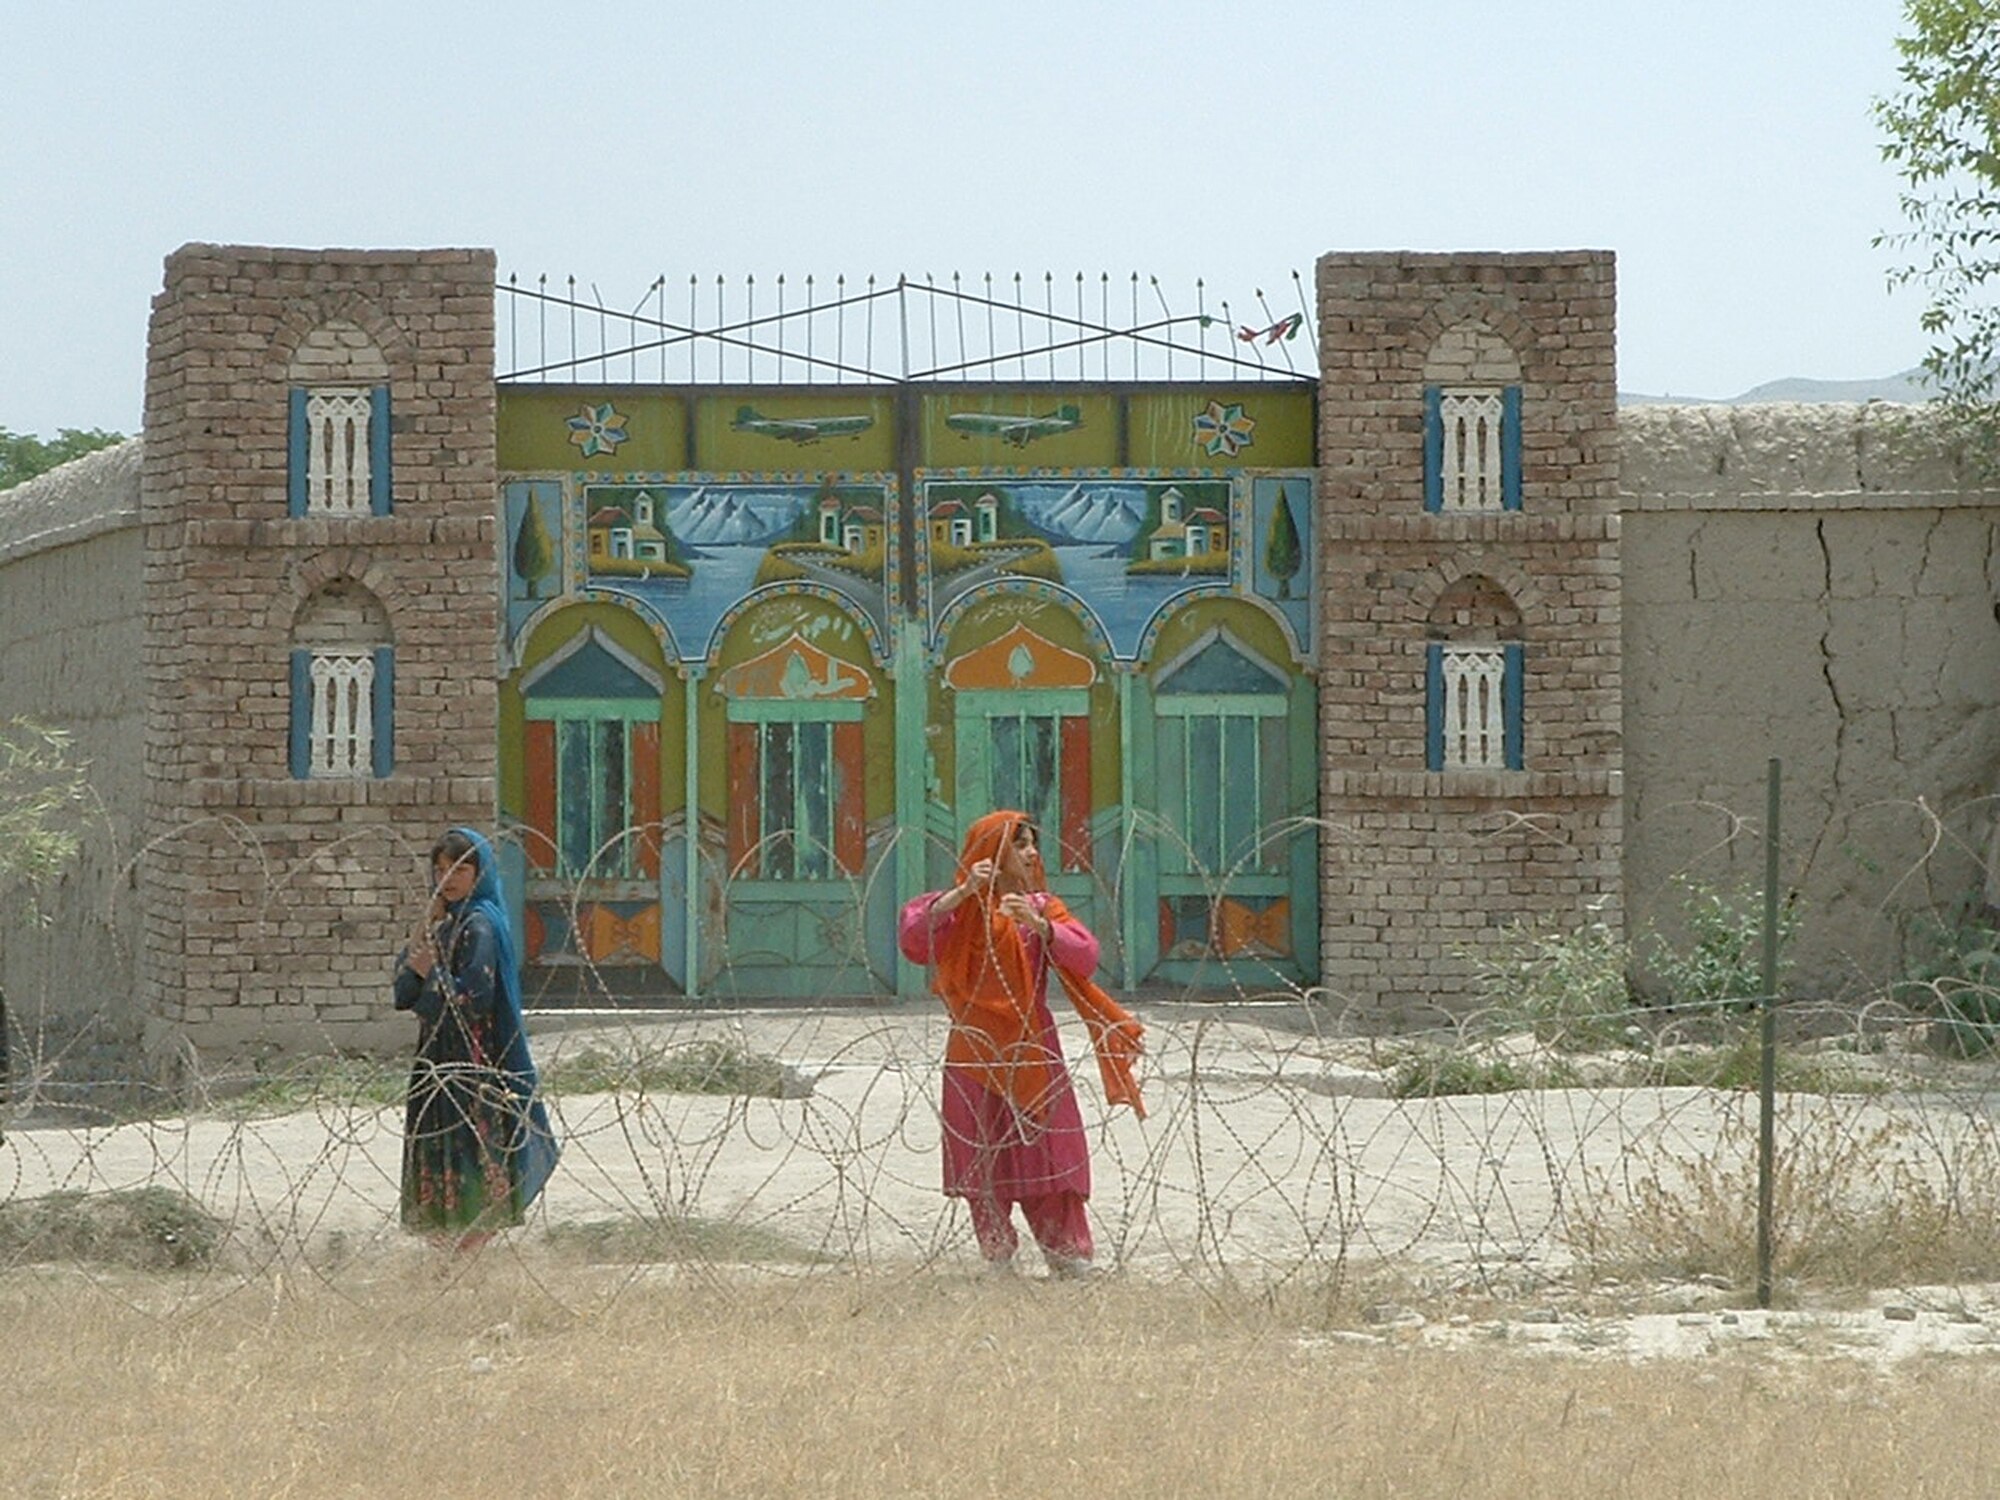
1618,367,1934,406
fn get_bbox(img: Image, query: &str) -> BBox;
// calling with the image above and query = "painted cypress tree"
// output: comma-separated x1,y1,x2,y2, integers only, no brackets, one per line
513,494,555,599
1263,484,1302,600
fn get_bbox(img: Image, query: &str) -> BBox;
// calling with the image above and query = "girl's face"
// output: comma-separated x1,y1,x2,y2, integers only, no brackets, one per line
995,822,1041,891
433,854,478,905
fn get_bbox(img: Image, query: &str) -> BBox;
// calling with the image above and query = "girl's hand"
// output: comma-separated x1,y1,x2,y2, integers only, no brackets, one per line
407,931,437,979
998,893,1049,937
935,859,997,914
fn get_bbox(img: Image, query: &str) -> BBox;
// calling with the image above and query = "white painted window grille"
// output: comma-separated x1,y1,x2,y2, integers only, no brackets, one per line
1440,646,1507,769
305,388,374,515
308,652,376,777
1439,389,1505,513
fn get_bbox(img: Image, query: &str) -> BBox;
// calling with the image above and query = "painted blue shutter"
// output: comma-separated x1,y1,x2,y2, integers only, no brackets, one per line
286,389,309,517
371,647,395,778
1501,385,1523,511
1424,644,1444,771
1422,386,1443,513
369,385,392,515
289,650,313,778
1503,643,1525,771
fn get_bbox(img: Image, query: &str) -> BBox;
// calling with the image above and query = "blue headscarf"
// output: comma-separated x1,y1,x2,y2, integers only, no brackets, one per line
452,827,559,1211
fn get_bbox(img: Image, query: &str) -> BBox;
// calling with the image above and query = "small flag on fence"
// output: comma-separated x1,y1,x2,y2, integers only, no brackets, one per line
1236,312,1304,345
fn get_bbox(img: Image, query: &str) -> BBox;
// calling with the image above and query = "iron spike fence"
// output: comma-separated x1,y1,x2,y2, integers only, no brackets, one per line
497,270,1319,386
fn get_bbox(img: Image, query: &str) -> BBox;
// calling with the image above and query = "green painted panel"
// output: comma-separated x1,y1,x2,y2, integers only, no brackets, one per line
919,391,1119,468
1127,388,1314,469
725,699,866,724
526,696,658,721
1145,596,1296,682
500,600,676,823
1153,693,1288,717
702,595,889,823
498,388,686,473
696,391,898,472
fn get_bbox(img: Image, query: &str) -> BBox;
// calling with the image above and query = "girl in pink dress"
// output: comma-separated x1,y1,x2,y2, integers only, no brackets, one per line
899,811,1143,1275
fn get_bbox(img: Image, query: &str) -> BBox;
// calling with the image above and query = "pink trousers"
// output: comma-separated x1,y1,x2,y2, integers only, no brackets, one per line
966,1190,1093,1264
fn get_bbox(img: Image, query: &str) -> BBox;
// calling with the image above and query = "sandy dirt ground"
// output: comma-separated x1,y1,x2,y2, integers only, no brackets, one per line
8,1003,2000,1362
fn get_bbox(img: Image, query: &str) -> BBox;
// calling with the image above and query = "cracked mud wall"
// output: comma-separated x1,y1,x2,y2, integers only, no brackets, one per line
1621,403,2000,994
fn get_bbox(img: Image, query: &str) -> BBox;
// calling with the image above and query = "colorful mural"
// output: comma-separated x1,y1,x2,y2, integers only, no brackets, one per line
1247,473,1314,656
496,383,1318,1003
918,470,1314,663
529,476,898,664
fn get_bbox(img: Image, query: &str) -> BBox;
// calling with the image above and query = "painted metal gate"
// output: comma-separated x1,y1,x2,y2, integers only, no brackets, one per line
494,273,1319,1003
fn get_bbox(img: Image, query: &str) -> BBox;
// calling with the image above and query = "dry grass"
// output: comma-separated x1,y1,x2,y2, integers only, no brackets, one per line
1565,1102,2000,1292
4,1262,1999,1498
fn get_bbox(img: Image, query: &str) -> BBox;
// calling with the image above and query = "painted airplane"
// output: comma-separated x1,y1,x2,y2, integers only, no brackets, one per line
731,406,875,444
943,404,1084,447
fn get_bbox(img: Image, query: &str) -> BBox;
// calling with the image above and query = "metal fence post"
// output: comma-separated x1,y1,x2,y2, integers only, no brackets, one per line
1757,756,1781,1309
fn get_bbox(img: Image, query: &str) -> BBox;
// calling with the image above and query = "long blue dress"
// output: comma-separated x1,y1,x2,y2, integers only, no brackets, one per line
391,830,558,1234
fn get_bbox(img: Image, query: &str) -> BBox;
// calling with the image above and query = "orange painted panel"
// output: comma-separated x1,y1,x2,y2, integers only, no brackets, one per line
631,722,661,879
523,720,558,872
727,721,760,876
1060,714,1091,872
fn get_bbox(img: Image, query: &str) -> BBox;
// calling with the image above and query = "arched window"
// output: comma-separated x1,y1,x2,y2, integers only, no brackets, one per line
285,321,392,517
289,581,393,779
520,625,666,881
1424,574,1523,771
1422,321,1523,514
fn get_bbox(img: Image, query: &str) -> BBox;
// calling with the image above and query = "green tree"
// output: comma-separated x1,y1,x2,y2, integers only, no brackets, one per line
1874,0,2000,457
0,426,127,492
1263,483,1303,600
513,493,555,599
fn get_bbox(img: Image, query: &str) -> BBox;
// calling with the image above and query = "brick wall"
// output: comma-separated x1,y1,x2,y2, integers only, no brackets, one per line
1315,252,1622,1020
139,245,499,1070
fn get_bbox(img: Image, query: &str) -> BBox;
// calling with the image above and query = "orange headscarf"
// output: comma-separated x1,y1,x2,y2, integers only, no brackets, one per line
929,810,1145,1121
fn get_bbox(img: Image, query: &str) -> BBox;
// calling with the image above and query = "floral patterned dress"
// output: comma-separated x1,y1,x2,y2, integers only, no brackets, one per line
392,906,530,1233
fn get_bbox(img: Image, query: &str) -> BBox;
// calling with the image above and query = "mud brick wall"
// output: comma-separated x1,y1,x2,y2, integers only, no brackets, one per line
1620,402,2000,996
0,441,145,1052
139,245,499,1069
1315,252,1622,1021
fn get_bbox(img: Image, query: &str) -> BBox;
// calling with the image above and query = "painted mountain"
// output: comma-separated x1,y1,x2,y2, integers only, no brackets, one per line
667,486,802,546
1007,482,1147,544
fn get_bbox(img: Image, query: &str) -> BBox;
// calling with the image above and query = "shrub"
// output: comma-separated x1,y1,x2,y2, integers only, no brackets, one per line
1563,1103,2000,1291
1642,877,1797,1013
1472,915,1635,1051
1894,890,2000,1055
1386,1048,1580,1098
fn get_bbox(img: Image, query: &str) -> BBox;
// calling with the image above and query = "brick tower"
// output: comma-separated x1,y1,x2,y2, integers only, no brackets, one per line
1314,252,1622,1021
139,245,499,1069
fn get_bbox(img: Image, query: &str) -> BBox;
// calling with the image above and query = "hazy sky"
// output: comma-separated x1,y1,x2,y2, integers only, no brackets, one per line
2,0,1925,436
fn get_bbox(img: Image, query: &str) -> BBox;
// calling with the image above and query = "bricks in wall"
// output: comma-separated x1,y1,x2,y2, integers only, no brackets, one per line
140,245,499,1071
1314,252,1622,1019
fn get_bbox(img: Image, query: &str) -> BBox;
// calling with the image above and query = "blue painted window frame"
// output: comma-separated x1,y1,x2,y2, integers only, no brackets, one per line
287,385,392,517
1425,642,1524,772
288,645,394,779
1423,385,1522,513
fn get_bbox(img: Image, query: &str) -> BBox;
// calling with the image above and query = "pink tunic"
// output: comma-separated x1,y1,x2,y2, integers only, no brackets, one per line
899,892,1099,1204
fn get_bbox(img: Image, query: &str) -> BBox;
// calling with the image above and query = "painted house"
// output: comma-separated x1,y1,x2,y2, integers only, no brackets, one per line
929,498,974,549
1183,505,1228,557
840,504,884,554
